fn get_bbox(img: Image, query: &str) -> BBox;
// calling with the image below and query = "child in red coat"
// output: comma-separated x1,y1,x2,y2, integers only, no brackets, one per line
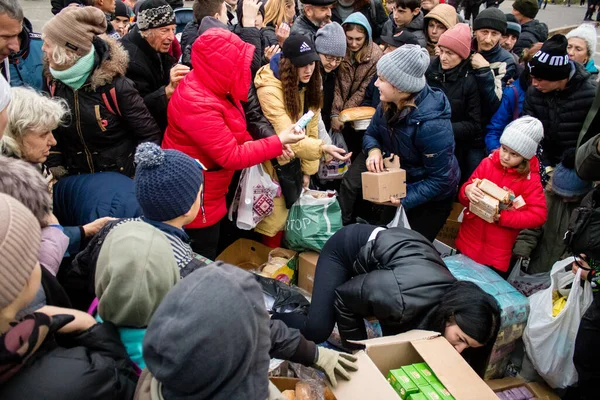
455,116,547,277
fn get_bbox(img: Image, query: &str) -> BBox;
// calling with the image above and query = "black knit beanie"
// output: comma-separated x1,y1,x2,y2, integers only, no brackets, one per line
513,0,539,19
528,34,571,81
473,8,507,35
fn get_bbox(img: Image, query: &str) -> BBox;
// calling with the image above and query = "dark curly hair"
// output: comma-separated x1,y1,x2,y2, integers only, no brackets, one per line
279,56,323,121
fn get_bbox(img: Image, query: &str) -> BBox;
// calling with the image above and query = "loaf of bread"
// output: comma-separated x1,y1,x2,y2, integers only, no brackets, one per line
339,106,376,122
295,382,314,400
282,390,295,400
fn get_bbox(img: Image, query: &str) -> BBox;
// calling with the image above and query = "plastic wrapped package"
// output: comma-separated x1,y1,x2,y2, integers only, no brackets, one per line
443,254,529,378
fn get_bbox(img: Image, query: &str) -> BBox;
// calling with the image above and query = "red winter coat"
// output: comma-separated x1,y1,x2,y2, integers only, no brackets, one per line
455,151,547,272
162,28,283,228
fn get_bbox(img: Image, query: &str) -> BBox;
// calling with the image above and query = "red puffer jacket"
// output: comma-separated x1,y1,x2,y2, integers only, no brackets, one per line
455,150,547,272
162,28,283,228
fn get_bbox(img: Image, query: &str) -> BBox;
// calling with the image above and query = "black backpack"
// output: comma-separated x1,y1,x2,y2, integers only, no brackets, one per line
564,186,600,260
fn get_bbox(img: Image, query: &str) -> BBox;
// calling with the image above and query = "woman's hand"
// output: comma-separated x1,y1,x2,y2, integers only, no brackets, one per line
37,306,97,334
264,44,280,61
331,116,343,132
303,174,310,188
390,195,401,206
242,0,260,27
366,148,384,173
278,125,306,145
276,23,291,46
82,216,117,238
321,144,351,162
465,183,485,204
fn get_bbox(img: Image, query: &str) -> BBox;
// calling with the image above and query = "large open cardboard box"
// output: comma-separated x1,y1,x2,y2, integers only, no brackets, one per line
331,330,497,400
435,203,465,249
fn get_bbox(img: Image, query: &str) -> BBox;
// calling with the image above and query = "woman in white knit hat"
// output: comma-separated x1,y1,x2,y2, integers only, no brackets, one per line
455,116,548,278
566,23,599,76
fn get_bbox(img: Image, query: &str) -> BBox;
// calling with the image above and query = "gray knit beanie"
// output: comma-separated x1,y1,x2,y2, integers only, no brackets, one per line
315,22,347,57
500,116,544,160
376,44,430,93
0,193,41,310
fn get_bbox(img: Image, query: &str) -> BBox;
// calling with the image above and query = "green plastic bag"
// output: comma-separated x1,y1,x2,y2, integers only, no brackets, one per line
284,190,342,252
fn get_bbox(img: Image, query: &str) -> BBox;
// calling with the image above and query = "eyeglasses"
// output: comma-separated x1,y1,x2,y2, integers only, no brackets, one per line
323,55,344,64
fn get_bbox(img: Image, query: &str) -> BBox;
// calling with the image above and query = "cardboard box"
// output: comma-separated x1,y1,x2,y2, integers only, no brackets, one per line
478,179,510,203
469,195,499,223
362,156,407,203
298,252,319,294
330,330,497,400
486,377,560,400
217,239,272,270
435,203,464,249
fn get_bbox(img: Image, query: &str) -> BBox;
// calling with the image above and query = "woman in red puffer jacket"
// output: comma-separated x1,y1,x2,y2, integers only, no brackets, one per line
162,20,303,259
455,116,547,277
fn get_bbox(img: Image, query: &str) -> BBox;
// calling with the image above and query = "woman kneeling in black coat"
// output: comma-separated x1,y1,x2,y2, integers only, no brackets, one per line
275,224,500,362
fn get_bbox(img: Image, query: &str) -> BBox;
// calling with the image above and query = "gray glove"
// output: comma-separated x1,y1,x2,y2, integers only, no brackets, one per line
313,347,358,387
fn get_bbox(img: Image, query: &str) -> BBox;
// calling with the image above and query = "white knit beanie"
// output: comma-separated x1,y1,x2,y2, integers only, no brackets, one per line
376,45,430,94
500,116,544,160
0,75,10,113
566,24,597,60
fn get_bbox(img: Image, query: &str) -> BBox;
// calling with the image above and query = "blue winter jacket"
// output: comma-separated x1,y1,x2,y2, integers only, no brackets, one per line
8,19,44,90
485,79,526,152
362,85,460,210
53,172,142,256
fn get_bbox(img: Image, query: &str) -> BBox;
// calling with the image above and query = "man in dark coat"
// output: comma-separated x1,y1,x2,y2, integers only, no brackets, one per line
291,0,336,40
121,0,189,131
524,34,598,169
511,0,548,58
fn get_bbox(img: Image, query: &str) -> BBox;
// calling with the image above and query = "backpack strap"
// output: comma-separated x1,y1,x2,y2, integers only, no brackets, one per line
510,85,519,121
101,87,122,117
577,86,600,148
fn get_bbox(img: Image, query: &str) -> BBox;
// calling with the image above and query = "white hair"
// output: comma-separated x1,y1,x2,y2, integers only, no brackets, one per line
41,35,82,68
1,87,69,158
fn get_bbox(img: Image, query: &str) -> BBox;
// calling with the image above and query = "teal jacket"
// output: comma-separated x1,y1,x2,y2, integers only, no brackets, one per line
96,315,147,369
8,19,44,90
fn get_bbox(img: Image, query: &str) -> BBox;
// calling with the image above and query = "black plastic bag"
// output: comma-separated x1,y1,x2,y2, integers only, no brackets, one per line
254,273,309,315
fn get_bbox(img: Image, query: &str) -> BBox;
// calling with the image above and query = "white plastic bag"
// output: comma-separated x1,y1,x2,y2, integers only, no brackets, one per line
317,122,350,181
229,164,279,230
507,258,551,297
522,257,593,388
387,204,411,229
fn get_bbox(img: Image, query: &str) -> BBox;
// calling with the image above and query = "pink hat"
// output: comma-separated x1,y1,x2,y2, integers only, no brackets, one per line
438,23,472,60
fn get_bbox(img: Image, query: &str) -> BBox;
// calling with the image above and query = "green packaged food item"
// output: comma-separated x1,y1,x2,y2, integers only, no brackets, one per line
408,394,427,400
401,365,428,388
420,385,442,400
388,369,418,399
431,382,455,400
412,362,440,384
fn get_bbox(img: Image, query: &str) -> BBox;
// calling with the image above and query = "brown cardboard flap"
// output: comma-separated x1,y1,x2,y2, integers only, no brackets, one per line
412,337,497,400
384,155,401,169
349,330,440,349
270,377,300,392
330,351,399,400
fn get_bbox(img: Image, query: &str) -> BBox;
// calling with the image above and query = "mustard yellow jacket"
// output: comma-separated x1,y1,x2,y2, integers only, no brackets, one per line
253,63,323,237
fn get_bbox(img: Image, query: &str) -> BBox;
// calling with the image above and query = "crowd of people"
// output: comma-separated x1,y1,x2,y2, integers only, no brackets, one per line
1,0,600,398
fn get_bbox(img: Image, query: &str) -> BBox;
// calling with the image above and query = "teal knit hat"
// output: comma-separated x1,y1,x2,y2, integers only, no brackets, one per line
342,12,373,44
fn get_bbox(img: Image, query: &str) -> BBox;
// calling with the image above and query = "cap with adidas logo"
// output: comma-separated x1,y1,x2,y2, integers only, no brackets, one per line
282,34,321,67
528,34,572,82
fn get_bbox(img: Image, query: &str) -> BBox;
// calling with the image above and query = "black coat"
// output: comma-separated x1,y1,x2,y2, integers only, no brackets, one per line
0,316,137,399
45,36,162,177
321,67,338,132
333,228,456,341
121,25,177,132
180,21,200,68
513,20,549,58
290,15,319,40
523,62,598,167
426,58,483,148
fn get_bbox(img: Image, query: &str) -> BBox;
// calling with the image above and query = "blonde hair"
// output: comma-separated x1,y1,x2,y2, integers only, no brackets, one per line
41,35,82,68
264,0,294,28
1,87,69,158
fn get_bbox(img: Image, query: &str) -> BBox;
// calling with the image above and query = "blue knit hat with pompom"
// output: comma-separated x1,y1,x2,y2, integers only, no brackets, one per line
134,143,205,222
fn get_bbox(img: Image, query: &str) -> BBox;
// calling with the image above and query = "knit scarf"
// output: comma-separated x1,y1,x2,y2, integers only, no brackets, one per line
50,48,95,90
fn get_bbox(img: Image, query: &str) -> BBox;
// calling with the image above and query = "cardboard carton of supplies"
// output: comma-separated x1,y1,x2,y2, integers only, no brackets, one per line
362,156,407,204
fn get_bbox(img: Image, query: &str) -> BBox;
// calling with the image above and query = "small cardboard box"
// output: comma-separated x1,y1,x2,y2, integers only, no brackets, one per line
330,330,497,400
478,179,510,203
435,203,465,249
298,251,319,294
469,195,499,223
217,239,272,271
362,156,407,203
486,377,560,400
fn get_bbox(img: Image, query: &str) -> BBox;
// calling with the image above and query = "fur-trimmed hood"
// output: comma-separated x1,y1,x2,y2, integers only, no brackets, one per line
44,34,129,91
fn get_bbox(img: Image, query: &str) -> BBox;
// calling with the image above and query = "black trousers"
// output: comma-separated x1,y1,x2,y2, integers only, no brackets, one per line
186,220,221,260
573,301,600,400
338,152,368,226
273,224,377,344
